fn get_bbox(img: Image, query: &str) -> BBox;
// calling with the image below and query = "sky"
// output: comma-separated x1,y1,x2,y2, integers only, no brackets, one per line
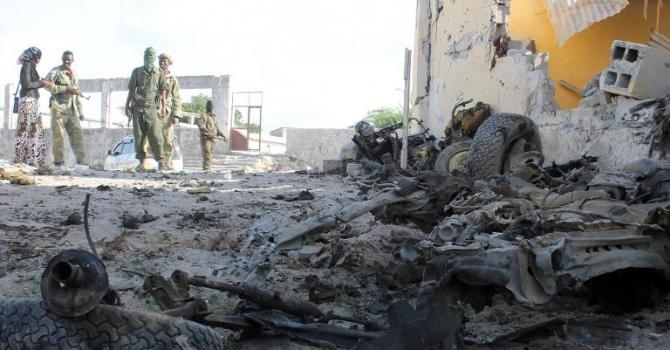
0,0,417,131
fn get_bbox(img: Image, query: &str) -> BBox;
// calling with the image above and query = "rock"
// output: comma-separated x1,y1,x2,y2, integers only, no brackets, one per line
310,253,332,268
141,210,159,223
187,187,213,194
121,214,140,229
61,212,82,226
298,244,324,259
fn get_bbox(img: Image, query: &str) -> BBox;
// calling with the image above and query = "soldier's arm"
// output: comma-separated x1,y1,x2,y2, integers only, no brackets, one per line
125,69,137,118
213,118,227,140
171,79,182,120
45,69,67,94
197,114,206,130
197,115,211,138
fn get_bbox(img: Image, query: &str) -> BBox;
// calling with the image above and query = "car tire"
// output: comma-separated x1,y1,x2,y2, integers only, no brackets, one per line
434,141,471,175
465,113,542,180
0,298,228,349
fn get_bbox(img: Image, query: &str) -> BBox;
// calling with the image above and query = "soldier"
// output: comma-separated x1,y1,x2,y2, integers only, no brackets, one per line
125,47,168,171
158,53,181,169
197,100,227,171
46,50,87,170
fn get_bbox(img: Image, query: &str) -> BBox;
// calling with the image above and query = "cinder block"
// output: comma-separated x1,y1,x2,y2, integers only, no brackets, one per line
599,40,670,99
322,159,345,174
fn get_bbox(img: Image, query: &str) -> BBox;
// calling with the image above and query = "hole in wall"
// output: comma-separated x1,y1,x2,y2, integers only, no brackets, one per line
625,48,639,63
613,46,625,60
604,71,617,85
617,74,632,89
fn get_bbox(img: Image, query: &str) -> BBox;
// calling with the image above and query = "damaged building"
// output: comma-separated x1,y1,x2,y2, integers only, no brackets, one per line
413,0,670,168
3,0,670,350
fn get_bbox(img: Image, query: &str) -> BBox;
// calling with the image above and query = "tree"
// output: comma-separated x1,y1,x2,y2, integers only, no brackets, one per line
363,107,403,129
183,94,261,133
182,94,209,114
233,109,261,133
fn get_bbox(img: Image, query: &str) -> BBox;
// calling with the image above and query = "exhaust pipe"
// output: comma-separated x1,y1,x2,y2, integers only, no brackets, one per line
41,249,109,317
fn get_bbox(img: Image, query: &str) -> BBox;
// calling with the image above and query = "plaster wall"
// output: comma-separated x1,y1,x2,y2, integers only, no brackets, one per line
536,96,654,169
285,128,355,170
412,0,558,138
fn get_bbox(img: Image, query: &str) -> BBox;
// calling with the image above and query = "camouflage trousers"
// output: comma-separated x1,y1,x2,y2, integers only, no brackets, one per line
132,108,164,164
201,138,214,170
142,118,174,164
51,108,85,165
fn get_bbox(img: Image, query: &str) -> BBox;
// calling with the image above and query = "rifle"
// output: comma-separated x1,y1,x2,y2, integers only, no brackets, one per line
77,92,91,100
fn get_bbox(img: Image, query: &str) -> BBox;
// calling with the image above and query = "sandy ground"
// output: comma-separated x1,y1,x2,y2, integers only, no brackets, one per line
4,157,670,349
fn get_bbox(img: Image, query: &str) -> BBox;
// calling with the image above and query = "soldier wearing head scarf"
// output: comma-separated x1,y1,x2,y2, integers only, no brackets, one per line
125,47,168,171
46,50,87,170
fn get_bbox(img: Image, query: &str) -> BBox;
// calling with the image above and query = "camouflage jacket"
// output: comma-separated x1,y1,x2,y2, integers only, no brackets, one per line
164,72,182,119
128,66,167,111
198,112,223,140
46,65,83,116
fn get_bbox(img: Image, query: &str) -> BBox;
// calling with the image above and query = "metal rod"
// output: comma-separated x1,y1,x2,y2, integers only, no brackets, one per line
83,193,98,257
401,48,412,170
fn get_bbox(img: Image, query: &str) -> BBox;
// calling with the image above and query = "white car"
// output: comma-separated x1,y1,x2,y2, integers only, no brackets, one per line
103,135,184,171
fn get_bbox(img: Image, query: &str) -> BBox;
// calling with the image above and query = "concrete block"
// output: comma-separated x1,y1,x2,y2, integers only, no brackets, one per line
599,40,670,99
322,159,345,174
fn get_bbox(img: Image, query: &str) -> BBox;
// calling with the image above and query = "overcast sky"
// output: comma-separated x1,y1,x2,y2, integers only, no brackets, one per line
0,0,416,131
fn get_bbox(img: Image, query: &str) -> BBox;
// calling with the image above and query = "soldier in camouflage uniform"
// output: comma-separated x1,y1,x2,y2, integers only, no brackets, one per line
125,47,168,171
158,53,181,169
46,51,86,168
198,100,227,171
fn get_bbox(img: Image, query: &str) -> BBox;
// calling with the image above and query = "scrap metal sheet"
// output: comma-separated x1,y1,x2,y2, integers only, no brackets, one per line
543,0,630,46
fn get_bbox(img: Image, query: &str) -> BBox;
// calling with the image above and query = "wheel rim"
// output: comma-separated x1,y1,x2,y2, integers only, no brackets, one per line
448,150,470,172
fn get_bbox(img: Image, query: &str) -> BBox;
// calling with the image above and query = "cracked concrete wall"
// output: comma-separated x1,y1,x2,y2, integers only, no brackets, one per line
412,0,558,136
536,96,654,169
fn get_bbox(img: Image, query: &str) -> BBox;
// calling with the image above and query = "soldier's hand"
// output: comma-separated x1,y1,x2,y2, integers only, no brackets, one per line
219,134,227,142
125,107,132,119
79,115,85,121
66,87,78,95
41,80,53,89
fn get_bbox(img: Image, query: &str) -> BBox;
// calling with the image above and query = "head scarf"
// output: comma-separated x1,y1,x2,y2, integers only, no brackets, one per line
17,47,42,65
159,53,173,65
143,47,157,71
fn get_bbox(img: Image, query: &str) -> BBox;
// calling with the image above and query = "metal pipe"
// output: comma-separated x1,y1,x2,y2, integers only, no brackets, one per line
52,261,84,286
401,48,412,169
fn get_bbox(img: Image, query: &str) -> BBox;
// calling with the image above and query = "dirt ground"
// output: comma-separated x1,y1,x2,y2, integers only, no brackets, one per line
3,157,670,349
